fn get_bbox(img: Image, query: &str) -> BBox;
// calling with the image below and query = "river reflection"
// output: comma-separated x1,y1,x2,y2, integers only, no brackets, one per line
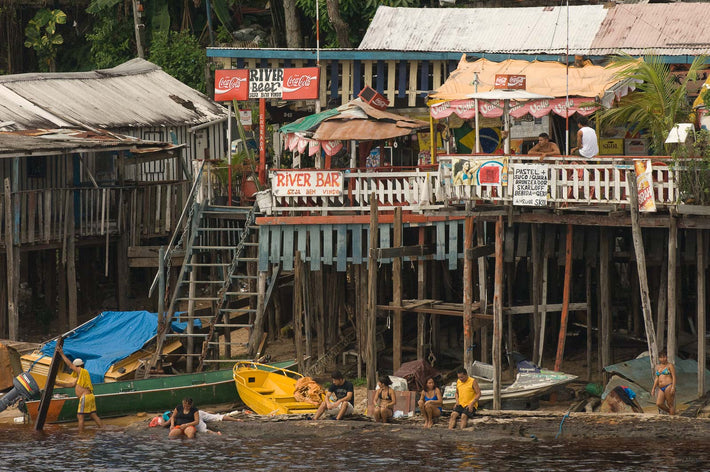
0,425,707,471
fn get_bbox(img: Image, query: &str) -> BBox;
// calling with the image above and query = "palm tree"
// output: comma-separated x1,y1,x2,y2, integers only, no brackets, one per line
598,53,707,155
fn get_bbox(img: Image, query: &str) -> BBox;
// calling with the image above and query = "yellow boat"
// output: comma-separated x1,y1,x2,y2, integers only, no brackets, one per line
233,362,321,415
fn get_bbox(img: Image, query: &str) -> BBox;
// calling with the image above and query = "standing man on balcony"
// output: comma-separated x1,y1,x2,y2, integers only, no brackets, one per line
570,116,599,159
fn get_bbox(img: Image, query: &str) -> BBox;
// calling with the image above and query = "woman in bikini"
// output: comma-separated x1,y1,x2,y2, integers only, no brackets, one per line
373,375,396,423
651,349,676,415
418,377,443,428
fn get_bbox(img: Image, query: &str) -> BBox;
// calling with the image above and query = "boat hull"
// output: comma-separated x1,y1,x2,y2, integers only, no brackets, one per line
25,369,237,424
233,362,320,416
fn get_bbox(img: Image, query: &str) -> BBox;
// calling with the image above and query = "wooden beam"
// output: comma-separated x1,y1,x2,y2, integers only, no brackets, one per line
4,179,18,340
417,227,426,360
586,264,593,381
668,217,678,363
493,215,503,410
392,207,403,371
463,216,474,369
504,303,587,315
477,221,488,364
600,227,611,372
465,244,495,260
367,195,378,390
555,225,573,372
628,172,658,370
531,224,541,365
698,229,706,397
67,197,77,330
656,240,668,352
377,244,433,259
294,251,304,373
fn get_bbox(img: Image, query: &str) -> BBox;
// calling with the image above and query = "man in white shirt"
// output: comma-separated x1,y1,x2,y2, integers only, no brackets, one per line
570,116,599,158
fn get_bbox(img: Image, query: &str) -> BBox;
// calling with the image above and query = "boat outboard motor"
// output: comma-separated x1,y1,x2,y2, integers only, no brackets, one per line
0,372,40,413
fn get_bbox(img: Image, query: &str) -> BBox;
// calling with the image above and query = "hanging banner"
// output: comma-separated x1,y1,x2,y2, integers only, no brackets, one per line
214,67,319,101
272,170,344,196
634,159,657,213
512,164,548,207
214,69,249,101
449,156,507,186
430,97,598,120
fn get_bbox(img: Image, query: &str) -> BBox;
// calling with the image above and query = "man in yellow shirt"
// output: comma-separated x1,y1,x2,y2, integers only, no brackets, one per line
56,347,103,432
448,367,481,430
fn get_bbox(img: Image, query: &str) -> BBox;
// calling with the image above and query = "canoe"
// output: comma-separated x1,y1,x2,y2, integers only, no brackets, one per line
24,368,237,424
233,361,320,415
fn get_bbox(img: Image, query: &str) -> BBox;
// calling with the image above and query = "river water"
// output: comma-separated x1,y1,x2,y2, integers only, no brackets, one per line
0,425,707,472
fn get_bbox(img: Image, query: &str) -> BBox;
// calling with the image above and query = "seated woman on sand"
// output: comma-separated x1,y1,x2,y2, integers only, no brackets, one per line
418,377,443,428
169,397,199,439
373,376,396,423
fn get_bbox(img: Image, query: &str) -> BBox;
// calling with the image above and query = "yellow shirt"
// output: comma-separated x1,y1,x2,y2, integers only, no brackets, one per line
72,368,93,393
456,377,477,407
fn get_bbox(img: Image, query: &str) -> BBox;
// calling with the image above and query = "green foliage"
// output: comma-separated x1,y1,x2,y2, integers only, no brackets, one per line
296,0,405,47
673,129,710,205
24,9,67,71
598,54,707,155
86,11,133,69
148,30,207,93
87,0,123,14
216,25,234,45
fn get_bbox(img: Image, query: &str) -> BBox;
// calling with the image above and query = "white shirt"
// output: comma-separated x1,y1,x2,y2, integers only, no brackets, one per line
579,126,599,158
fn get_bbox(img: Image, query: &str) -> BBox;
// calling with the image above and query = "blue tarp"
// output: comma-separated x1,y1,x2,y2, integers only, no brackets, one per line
41,311,200,384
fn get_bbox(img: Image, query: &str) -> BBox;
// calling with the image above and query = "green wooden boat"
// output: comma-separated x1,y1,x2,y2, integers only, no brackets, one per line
24,360,296,423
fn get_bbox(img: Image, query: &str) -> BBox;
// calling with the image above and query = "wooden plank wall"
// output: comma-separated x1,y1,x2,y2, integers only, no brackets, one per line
258,220,466,272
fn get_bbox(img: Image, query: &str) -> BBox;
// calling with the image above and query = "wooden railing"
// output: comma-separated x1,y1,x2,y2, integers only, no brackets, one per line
0,181,190,247
258,156,687,215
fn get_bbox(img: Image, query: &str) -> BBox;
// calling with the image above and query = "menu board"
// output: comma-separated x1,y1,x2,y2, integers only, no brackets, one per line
512,164,548,207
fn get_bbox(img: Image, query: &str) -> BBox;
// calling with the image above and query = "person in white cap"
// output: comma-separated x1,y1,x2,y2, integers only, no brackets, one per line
56,347,103,432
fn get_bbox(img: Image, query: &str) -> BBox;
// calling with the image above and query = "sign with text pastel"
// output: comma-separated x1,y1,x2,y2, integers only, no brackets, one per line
214,68,319,101
214,69,249,101
512,164,548,207
272,171,344,197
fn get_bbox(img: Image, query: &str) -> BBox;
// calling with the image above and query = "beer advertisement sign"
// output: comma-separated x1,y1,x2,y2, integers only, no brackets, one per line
214,67,319,101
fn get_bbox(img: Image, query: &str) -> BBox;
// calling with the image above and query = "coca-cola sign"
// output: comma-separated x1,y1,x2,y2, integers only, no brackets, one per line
214,67,319,101
214,69,249,101
282,68,319,100
494,74,527,90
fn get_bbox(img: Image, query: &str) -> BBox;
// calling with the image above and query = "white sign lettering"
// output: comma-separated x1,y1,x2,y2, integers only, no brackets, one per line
272,171,344,197
512,164,548,207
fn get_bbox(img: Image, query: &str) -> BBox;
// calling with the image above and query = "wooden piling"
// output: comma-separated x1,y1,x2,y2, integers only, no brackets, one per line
249,271,268,357
417,227,426,360
698,229,706,397
463,215,474,369
656,244,668,351
294,251,304,373
586,264,593,381
600,227,611,372
3,179,19,340
531,224,541,366
67,196,77,330
668,217,678,363
492,216,503,410
392,207,403,371
477,221,488,364
554,224,573,372
314,266,326,360
628,173,658,368
367,195,378,390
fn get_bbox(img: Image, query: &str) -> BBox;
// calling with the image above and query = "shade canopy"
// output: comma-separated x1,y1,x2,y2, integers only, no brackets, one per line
430,55,635,119
281,98,430,156
467,90,554,101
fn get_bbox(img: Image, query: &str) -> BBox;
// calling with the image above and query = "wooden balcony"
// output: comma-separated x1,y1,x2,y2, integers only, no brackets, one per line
0,181,190,248
257,156,701,219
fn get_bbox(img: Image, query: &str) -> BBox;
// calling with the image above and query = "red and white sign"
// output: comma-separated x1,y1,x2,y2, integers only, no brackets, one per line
430,97,598,120
272,170,344,197
215,68,319,101
282,68,319,100
494,74,526,90
634,159,657,213
214,69,249,101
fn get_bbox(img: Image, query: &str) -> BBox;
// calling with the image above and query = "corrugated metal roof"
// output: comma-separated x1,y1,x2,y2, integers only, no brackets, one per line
0,58,227,131
359,6,608,55
359,4,710,57
590,3,710,55
0,128,183,158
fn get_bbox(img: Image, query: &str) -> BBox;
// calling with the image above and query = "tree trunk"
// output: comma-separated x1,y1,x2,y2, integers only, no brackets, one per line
283,0,302,48
326,0,351,48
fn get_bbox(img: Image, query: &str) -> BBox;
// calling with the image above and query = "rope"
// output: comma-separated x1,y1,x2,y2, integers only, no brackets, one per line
555,411,571,439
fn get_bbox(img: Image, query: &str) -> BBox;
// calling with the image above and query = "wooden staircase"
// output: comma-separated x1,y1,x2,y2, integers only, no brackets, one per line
150,199,261,374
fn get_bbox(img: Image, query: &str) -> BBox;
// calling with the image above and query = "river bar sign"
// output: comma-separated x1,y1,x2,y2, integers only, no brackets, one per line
214,67,319,101
272,170,344,197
